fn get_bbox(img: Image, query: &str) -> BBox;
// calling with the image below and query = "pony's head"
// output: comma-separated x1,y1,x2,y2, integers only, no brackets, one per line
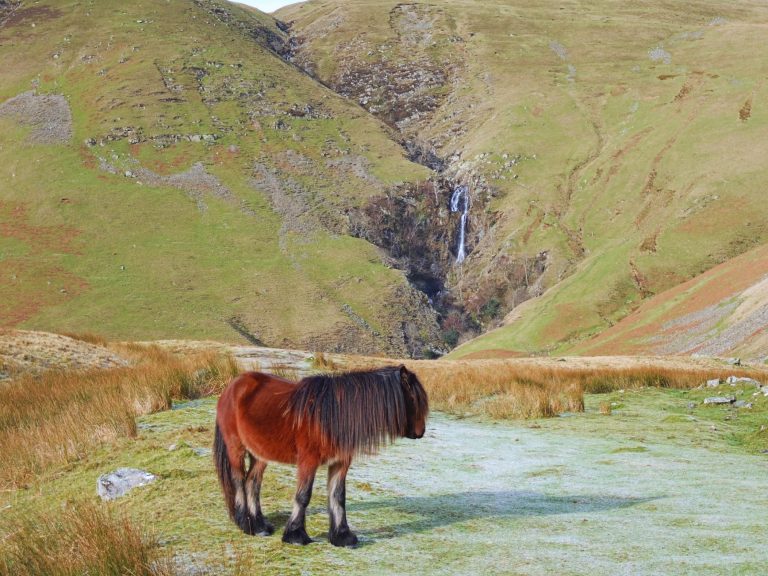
399,365,429,439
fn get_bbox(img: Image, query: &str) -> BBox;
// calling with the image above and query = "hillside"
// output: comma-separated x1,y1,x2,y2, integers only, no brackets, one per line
573,242,768,359
0,0,439,356
3,0,768,358
279,0,768,356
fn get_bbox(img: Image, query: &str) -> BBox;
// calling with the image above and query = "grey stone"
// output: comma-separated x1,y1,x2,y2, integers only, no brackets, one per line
726,357,741,366
706,378,721,387
726,376,761,386
733,401,753,409
97,468,157,501
703,396,735,405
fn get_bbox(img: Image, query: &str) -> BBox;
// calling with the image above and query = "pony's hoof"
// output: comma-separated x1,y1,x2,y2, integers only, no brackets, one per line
239,516,274,536
282,529,312,545
254,519,274,536
330,530,359,548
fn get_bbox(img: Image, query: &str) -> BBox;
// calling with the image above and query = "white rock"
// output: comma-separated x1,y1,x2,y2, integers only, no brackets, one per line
97,468,157,501
703,396,735,405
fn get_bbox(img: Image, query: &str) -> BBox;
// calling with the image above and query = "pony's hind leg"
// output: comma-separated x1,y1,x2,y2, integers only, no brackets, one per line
282,460,317,545
327,460,358,547
228,447,263,536
244,455,273,535
214,423,260,536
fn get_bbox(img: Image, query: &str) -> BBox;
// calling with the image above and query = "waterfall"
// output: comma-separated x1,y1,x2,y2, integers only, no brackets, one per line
450,185,469,264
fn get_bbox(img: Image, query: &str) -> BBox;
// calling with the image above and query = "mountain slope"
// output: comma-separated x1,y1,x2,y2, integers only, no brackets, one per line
279,0,768,356
0,0,440,355
573,243,768,360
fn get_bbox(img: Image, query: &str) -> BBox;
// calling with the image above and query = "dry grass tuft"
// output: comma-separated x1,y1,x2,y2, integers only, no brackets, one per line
574,365,760,394
599,401,612,415
409,362,585,419
340,357,766,420
0,501,176,576
60,330,110,347
311,351,339,372
268,364,300,381
0,345,238,488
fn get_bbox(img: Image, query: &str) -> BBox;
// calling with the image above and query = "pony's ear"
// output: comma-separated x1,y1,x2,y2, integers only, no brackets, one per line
399,364,409,379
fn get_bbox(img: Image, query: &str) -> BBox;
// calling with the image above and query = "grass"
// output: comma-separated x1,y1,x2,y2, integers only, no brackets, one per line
1,338,767,574
341,355,768,420
3,378,767,575
409,362,585,419
0,501,176,576
0,0,432,357
0,344,238,488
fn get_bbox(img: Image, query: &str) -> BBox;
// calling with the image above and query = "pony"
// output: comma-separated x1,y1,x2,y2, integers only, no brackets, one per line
213,365,429,547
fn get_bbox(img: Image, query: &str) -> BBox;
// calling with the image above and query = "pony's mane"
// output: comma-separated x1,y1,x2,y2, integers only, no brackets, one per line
287,366,427,455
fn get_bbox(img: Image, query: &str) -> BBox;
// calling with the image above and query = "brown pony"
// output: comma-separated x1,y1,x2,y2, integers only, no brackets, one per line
213,365,429,547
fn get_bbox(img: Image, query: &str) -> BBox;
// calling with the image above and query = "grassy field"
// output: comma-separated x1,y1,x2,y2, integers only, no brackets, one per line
1,338,767,574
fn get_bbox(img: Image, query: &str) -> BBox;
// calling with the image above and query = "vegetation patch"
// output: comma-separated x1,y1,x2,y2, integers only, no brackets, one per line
0,501,175,576
0,343,237,488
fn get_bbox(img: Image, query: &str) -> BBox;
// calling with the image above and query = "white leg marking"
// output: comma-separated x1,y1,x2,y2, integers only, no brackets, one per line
246,477,258,516
328,469,344,527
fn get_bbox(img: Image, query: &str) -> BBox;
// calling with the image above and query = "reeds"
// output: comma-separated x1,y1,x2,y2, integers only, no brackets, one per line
311,351,339,372
0,345,238,488
342,358,765,420
408,362,585,419
0,501,176,576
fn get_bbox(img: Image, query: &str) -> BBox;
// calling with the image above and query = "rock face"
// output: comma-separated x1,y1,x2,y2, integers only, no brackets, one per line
97,468,157,501
288,3,461,138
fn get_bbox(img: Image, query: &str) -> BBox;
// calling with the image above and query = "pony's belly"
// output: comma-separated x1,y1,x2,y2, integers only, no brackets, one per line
244,438,298,465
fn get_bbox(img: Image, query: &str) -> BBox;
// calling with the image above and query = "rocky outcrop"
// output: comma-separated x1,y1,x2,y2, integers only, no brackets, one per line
286,3,462,138
351,165,547,348
0,91,72,144
191,0,290,57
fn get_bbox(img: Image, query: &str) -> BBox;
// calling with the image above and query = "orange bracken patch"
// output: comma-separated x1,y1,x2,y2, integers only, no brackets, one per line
579,243,768,355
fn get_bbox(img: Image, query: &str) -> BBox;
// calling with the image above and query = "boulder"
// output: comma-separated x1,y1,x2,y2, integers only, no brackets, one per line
703,396,735,405
97,468,157,501
706,378,721,388
725,376,760,386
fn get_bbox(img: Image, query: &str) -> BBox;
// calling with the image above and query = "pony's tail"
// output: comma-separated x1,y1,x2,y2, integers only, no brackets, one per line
213,422,237,520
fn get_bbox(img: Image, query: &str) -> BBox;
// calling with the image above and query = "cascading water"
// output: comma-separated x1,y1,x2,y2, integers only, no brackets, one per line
450,184,469,263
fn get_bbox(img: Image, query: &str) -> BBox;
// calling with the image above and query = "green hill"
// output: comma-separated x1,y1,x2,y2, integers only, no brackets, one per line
279,0,768,357
0,0,439,355
3,0,768,358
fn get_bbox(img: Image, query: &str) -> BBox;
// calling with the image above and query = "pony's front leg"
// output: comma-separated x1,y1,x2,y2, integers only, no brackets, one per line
282,461,317,545
244,456,273,535
327,460,358,547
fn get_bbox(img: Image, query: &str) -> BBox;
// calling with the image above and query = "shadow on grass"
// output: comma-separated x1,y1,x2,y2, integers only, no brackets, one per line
348,490,657,542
